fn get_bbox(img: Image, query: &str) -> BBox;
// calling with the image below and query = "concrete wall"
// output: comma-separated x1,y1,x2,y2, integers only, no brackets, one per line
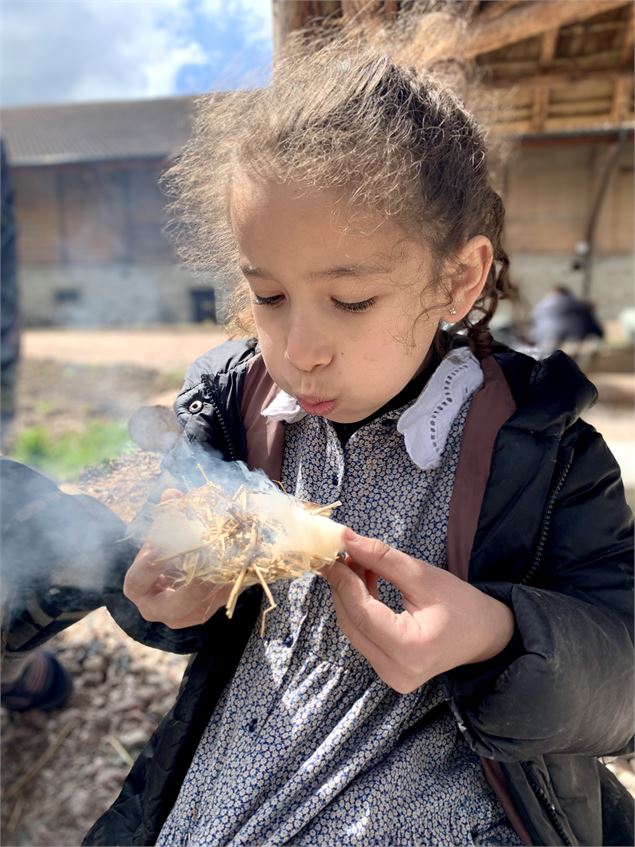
13,140,633,329
19,263,230,327
499,140,634,323
504,140,633,256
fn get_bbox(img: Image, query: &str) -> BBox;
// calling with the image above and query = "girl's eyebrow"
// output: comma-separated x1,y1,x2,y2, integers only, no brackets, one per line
239,263,390,281
309,264,389,279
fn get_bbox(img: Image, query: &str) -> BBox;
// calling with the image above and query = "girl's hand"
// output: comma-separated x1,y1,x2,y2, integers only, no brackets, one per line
323,529,515,694
123,489,233,629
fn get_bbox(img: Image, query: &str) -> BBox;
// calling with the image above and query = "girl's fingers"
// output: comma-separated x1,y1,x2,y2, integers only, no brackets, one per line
123,544,164,600
344,555,380,599
324,559,417,655
160,488,185,502
330,589,406,680
134,581,231,628
343,529,427,597
328,566,422,692
367,571,380,600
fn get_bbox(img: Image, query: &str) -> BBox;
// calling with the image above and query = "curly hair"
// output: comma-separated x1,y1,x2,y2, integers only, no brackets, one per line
162,35,518,358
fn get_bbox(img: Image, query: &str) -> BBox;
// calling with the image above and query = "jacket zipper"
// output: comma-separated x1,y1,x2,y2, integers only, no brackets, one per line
201,374,238,462
519,451,574,846
521,450,573,586
520,763,573,846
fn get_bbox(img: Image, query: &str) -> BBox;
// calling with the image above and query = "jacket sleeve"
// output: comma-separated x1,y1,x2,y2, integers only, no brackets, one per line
443,423,634,761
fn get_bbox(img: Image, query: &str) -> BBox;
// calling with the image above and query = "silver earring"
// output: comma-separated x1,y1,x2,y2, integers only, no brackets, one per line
449,305,457,316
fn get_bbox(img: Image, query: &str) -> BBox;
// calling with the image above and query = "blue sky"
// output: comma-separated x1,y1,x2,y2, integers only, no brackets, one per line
1,0,273,106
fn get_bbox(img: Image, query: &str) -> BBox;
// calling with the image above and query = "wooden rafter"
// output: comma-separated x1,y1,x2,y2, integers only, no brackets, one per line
621,4,634,64
494,113,634,135
611,75,633,122
477,0,524,23
531,86,551,131
531,28,559,131
540,28,559,65
409,0,631,63
488,68,633,89
271,0,309,53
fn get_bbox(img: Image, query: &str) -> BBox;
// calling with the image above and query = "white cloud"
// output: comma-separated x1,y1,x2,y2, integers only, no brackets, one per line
0,0,264,106
200,0,272,34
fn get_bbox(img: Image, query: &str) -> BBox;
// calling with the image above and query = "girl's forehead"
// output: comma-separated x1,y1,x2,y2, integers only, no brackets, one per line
229,174,434,289
231,174,342,219
229,173,404,248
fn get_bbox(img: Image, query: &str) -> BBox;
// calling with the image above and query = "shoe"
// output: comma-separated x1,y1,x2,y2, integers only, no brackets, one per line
1,651,72,712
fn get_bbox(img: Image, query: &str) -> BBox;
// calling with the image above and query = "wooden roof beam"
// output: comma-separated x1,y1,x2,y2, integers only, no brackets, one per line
531,28,559,132
488,68,633,89
540,28,559,65
477,1,525,23
494,113,635,135
611,75,633,122
272,0,309,53
411,0,632,62
621,4,634,64
531,86,550,131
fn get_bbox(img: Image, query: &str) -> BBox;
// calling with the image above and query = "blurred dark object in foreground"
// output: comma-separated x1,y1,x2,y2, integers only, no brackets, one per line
1,140,20,448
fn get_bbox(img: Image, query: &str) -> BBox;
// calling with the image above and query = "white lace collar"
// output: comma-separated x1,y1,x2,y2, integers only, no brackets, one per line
261,346,483,471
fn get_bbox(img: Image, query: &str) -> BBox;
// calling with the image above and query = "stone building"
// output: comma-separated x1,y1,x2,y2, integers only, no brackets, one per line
2,0,634,327
1,96,225,327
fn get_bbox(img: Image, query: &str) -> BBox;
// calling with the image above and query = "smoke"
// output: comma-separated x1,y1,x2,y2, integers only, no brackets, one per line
0,437,343,649
0,444,266,615
144,442,343,577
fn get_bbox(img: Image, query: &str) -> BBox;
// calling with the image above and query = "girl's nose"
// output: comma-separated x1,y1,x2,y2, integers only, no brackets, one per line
284,310,332,372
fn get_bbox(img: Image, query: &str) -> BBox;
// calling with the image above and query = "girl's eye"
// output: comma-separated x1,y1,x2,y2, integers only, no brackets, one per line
333,297,376,313
252,294,284,306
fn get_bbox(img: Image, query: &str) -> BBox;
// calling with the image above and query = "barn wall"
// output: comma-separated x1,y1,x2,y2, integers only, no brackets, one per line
13,161,174,267
504,140,633,254
19,263,229,327
12,160,232,327
11,140,634,326
502,139,633,319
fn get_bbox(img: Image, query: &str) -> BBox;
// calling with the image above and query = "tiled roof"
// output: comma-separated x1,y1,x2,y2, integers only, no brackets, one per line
0,96,200,166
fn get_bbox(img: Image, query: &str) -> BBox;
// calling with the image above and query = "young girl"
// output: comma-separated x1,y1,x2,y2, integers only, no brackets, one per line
9,43,631,847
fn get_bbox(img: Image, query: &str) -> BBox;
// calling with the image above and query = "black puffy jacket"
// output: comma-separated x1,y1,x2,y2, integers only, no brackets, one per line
4,340,633,846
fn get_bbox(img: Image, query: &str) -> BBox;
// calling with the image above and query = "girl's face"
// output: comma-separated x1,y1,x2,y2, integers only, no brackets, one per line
230,176,450,424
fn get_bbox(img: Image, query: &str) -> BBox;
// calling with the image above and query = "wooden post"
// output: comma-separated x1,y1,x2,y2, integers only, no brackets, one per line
272,0,311,54
582,130,627,299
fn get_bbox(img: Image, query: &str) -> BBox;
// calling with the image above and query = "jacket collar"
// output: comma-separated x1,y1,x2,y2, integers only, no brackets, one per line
492,347,597,437
261,347,484,472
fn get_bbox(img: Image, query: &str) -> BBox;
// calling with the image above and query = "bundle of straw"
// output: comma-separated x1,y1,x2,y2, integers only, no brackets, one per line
147,475,344,634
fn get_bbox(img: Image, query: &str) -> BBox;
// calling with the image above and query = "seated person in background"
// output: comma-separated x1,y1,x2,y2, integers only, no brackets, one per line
532,285,604,363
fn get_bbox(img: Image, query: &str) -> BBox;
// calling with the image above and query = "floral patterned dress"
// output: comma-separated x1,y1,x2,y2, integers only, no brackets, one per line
157,368,522,847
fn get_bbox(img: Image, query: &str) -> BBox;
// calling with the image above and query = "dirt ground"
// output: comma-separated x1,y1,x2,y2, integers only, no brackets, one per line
1,328,634,846
21,326,228,373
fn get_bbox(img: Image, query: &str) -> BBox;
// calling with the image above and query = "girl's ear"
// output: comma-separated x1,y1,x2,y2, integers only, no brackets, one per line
446,235,493,322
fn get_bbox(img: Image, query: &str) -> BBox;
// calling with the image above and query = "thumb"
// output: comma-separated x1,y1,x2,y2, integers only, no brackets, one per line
343,528,426,593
